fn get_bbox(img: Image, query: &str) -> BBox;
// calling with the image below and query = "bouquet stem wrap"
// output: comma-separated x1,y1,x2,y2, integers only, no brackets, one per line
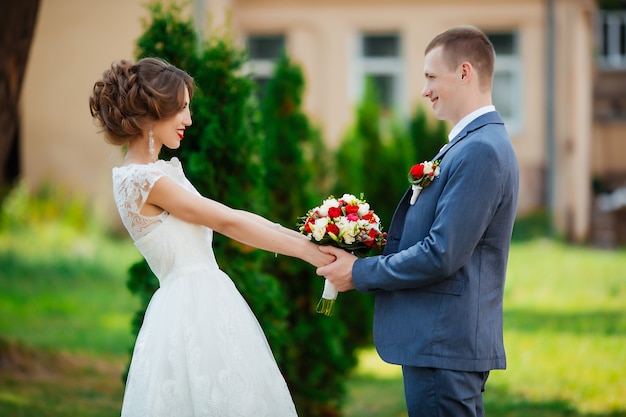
316,279,338,316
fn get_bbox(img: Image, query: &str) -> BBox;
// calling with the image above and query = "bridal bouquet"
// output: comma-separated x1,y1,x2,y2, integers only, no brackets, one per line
298,194,386,316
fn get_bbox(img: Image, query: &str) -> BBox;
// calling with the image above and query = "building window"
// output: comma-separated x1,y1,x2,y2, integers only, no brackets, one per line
597,9,626,69
487,31,522,134
245,34,286,99
354,33,405,116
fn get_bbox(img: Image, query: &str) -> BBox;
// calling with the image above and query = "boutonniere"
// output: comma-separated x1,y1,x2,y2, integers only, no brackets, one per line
407,160,441,205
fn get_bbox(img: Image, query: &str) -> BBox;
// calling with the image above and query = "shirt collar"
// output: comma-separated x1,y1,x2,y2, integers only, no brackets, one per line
448,105,496,142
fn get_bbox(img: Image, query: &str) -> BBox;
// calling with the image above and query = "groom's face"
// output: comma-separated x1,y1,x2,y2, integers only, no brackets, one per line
421,46,463,124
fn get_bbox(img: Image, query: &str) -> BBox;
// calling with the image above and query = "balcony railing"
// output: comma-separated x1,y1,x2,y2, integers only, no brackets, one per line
597,10,626,69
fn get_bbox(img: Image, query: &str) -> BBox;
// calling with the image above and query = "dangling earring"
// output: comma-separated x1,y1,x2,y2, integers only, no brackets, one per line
148,129,155,159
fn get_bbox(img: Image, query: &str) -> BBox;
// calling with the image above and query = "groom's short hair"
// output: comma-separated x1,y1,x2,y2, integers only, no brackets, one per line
425,26,495,91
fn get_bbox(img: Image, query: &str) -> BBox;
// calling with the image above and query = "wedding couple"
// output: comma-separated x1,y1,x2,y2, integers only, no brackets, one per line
89,25,518,417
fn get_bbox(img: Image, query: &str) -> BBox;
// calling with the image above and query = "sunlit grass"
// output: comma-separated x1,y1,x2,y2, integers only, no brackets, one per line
0,220,141,355
493,239,626,415
343,239,626,417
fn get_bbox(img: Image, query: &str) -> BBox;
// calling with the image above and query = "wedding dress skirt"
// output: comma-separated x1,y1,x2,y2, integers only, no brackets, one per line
112,159,297,417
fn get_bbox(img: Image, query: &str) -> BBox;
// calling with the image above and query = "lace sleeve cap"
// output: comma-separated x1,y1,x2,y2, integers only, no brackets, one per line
114,164,166,213
134,166,166,211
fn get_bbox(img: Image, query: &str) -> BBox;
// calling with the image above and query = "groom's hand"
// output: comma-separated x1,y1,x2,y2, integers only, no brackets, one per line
316,246,357,292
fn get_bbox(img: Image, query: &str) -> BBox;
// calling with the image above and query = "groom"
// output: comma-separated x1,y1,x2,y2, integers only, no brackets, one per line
317,26,519,417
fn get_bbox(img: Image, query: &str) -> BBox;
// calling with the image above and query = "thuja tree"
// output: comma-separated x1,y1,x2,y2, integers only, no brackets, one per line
377,103,448,213
335,82,449,226
259,52,369,415
329,82,450,365
333,78,412,233
125,0,289,380
328,78,405,381
409,103,449,162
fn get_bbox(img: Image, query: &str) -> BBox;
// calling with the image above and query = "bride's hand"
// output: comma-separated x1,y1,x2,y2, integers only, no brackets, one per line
305,241,336,267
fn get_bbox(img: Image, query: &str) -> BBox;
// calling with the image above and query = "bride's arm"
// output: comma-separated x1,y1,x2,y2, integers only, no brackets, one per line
145,176,333,267
235,209,309,240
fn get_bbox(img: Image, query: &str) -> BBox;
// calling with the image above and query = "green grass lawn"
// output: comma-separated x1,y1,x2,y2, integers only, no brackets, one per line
1,217,625,416
0,225,140,355
342,238,626,417
0,219,141,416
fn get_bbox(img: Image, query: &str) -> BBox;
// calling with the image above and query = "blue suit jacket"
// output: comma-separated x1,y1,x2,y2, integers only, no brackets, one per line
353,111,519,372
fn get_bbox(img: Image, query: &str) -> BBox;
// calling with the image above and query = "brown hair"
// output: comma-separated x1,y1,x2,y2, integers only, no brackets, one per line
425,26,495,90
89,57,194,145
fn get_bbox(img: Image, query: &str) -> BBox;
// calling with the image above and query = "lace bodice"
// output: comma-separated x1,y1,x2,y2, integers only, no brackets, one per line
112,157,221,286
112,158,196,241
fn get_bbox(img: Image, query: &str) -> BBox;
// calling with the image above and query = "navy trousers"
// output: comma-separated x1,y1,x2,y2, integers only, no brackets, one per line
401,366,490,417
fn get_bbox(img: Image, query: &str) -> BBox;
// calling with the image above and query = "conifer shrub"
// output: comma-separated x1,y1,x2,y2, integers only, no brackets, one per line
409,103,449,162
260,52,366,415
334,80,449,226
330,80,450,369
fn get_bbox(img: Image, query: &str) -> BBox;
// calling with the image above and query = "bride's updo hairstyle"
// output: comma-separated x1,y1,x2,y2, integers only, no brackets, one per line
89,57,194,145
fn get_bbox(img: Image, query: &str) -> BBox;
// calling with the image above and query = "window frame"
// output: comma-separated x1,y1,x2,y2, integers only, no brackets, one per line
352,32,407,118
244,34,286,99
487,30,523,135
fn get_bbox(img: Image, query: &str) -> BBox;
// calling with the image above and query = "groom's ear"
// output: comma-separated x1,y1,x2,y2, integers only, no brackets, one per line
459,62,471,81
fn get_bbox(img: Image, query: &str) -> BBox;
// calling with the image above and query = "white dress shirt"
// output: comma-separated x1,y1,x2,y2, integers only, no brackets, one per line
448,105,496,142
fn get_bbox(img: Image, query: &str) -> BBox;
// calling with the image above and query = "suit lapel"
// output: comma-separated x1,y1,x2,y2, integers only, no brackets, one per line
384,111,505,255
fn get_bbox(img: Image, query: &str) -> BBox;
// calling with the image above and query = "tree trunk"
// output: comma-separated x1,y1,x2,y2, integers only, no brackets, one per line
0,0,40,189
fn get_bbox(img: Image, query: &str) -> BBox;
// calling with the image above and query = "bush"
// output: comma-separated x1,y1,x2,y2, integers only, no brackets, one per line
409,104,449,163
332,79,449,231
260,52,363,414
329,80,451,392
0,180,92,234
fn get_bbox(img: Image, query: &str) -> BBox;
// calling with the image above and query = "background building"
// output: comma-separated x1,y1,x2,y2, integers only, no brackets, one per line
15,0,626,243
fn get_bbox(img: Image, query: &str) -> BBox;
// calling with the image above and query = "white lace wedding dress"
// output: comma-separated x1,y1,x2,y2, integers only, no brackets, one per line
112,157,297,417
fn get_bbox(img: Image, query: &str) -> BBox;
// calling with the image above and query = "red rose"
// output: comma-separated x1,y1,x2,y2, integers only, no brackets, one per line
410,163,425,178
345,205,359,214
362,212,373,221
326,223,340,236
328,206,342,218
304,220,313,233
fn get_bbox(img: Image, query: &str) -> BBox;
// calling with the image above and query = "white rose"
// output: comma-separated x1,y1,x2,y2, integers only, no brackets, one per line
312,217,329,241
357,203,370,216
341,194,358,205
342,229,356,245
333,218,353,244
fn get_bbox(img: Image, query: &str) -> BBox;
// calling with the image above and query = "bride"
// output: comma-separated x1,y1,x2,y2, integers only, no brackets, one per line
89,57,333,416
